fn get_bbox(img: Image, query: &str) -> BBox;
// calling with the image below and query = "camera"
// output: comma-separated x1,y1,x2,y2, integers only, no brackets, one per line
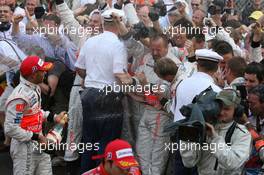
34,7,46,19
178,87,244,143
148,0,167,22
164,87,221,144
203,18,212,26
0,22,11,32
132,22,150,40
208,0,224,15
180,87,221,126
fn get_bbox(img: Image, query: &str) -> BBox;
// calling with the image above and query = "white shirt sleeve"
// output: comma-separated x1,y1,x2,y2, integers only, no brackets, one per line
75,44,86,69
113,43,127,73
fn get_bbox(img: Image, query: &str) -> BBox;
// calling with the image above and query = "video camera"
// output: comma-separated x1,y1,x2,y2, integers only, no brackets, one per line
132,22,150,40
166,87,244,144
148,0,167,22
178,87,221,143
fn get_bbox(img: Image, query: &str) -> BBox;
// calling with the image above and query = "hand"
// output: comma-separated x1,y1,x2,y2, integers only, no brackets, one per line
112,12,122,24
237,25,249,35
252,22,263,42
213,71,225,88
153,85,166,99
38,134,48,145
135,72,147,86
25,7,30,19
237,113,249,125
205,122,217,138
185,40,194,56
76,15,90,26
117,73,133,85
74,5,88,16
12,15,24,24
54,111,68,124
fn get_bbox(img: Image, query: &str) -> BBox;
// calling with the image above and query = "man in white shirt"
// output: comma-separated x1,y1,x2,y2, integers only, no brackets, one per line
75,9,135,174
172,49,222,175
174,49,223,122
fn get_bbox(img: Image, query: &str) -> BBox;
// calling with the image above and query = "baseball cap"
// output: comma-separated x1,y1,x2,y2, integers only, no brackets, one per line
20,56,53,77
195,49,223,62
216,89,241,106
101,9,125,22
249,11,263,20
92,139,139,169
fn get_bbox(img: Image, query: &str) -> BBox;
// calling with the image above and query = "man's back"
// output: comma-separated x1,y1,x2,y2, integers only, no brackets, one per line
76,31,127,89
174,72,221,121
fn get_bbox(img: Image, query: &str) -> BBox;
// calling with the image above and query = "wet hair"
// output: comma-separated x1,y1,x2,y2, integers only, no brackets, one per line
245,62,264,83
42,13,61,25
150,33,169,48
174,17,194,39
154,58,178,77
227,57,247,77
212,40,234,56
197,59,218,72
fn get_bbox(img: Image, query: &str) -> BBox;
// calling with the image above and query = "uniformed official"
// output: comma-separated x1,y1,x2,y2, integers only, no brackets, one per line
172,49,223,175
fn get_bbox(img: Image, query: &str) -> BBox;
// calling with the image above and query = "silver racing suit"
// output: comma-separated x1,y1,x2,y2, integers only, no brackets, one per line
4,76,52,175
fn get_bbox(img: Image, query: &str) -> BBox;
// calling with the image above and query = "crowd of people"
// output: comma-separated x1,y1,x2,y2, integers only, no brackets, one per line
0,0,264,175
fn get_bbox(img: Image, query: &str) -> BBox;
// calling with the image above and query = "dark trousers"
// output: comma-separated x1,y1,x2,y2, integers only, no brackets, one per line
172,132,198,175
80,88,123,174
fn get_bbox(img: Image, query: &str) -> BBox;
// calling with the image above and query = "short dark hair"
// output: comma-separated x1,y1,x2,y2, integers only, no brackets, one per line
174,17,194,39
222,20,242,29
150,34,169,48
245,62,264,83
227,57,247,77
43,13,61,25
197,59,219,72
248,84,264,103
154,58,178,77
193,33,205,43
212,40,234,56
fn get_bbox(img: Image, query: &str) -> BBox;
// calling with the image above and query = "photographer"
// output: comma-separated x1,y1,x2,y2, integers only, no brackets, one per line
239,84,264,173
180,89,251,175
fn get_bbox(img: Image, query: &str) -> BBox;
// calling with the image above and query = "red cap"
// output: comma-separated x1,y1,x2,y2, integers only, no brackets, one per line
92,139,139,169
20,56,53,77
